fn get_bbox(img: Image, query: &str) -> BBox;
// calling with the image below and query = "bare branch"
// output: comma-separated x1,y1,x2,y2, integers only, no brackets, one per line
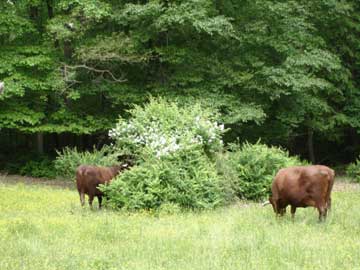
61,63,127,84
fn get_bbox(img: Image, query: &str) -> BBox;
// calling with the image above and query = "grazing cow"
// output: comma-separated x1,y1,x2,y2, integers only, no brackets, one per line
76,163,130,208
264,165,335,221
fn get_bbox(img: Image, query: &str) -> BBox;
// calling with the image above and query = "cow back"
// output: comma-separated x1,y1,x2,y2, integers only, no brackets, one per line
76,165,120,195
272,165,334,208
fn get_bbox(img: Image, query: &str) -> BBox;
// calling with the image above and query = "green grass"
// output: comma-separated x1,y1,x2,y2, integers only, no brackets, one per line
1,182,360,270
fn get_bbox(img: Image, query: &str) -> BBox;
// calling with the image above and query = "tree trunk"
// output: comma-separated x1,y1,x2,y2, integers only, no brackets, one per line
64,41,73,59
350,128,359,149
46,0,54,18
53,133,59,150
11,130,17,152
29,5,39,21
307,128,315,164
77,135,84,151
37,132,44,155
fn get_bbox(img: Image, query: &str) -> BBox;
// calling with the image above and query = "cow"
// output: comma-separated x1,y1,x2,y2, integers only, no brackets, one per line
263,165,335,221
76,163,130,209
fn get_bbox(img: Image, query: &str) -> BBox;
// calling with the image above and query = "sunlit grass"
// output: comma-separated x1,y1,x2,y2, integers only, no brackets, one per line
0,182,359,270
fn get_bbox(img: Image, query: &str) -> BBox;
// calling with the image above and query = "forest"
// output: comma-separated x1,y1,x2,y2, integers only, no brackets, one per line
1,0,360,170
2,3,360,268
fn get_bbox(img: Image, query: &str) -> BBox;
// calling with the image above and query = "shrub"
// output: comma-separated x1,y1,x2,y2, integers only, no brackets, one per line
54,146,118,179
222,142,302,201
2,153,55,178
102,98,228,210
101,148,227,210
2,152,46,175
346,160,360,183
19,157,56,178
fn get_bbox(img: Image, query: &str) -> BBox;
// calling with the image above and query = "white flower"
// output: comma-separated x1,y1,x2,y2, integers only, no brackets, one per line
159,136,166,145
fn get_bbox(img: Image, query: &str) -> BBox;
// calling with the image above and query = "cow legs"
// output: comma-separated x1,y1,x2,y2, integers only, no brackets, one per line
291,205,296,219
88,195,94,209
97,196,103,209
327,197,332,211
275,199,286,217
317,202,328,222
275,207,286,217
274,203,281,217
79,192,85,207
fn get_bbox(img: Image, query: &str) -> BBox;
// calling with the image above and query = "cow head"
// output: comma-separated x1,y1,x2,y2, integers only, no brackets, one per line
269,196,276,213
268,197,286,215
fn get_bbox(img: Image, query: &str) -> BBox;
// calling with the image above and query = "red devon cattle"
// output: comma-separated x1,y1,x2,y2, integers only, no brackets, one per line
264,165,335,221
76,164,129,208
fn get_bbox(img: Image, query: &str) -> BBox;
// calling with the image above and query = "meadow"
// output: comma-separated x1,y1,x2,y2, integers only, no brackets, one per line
0,179,360,270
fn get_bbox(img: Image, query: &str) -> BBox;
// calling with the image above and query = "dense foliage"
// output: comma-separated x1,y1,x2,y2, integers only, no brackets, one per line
108,98,225,159
218,142,302,200
101,150,226,210
101,99,228,210
1,0,360,165
19,158,57,179
346,160,360,183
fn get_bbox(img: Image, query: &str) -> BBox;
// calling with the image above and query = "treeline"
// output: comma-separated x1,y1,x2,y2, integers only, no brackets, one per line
1,0,360,167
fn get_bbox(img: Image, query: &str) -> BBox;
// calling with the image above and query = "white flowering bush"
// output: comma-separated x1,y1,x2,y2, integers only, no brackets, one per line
102,98,230,210
109,97,225,159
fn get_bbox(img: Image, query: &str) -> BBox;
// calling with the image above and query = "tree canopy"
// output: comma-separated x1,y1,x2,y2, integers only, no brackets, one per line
1,0,360,164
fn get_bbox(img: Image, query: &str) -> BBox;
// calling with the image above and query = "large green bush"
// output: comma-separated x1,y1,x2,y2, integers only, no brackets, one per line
54,146,119,179
101,149,226,210
102,98,228,210
221,142,302,201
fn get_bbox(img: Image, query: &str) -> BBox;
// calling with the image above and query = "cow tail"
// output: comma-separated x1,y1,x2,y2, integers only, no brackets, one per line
76,166,85,190
325,170,335,209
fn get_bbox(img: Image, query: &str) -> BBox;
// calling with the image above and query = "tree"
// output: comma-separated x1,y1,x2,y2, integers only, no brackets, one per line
1,0,360,165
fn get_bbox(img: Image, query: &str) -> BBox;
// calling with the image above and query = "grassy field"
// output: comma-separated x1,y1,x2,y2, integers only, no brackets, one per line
0,179,360,270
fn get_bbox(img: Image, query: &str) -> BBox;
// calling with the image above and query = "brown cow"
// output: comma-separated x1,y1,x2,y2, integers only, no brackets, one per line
76,163,129,209
265,165,335,221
